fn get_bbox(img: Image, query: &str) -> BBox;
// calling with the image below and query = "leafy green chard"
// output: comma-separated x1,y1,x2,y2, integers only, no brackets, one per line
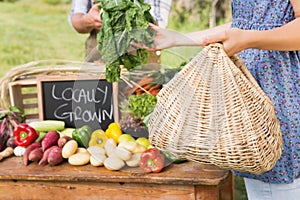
97,0,155,82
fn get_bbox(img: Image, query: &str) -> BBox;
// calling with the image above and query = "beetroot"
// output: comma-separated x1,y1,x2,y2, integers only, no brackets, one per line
41,130,60,152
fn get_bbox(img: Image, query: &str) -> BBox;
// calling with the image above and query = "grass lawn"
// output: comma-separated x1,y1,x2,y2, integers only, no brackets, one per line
0,1,247,199
0,0,86,78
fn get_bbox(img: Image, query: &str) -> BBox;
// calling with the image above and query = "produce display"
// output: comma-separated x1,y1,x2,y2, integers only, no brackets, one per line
0,106,25,151
0,116,183,173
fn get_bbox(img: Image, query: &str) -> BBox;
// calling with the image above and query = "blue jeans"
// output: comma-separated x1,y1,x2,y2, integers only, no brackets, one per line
244,177,300,200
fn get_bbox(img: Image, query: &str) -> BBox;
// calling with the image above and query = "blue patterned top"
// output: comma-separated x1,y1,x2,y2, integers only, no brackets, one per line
231,0,300,184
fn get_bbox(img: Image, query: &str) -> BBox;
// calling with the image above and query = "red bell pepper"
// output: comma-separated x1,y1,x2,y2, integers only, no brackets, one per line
14,123,39,147
140,148,165,173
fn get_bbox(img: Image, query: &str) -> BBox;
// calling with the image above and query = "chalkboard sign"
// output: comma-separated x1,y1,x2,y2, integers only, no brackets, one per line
37,76,119,131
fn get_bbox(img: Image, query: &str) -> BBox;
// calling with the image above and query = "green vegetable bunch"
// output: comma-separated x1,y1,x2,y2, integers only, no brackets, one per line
121,93,157,119
97,0,155,82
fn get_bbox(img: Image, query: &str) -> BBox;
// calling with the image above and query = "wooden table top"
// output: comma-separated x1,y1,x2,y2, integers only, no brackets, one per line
0,157,229,186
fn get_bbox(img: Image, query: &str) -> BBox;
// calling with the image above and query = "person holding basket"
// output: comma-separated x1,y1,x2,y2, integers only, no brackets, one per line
142,0,300,199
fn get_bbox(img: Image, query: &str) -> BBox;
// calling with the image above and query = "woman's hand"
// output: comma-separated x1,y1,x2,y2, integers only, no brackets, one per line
200,28,248,56
132,23,197,51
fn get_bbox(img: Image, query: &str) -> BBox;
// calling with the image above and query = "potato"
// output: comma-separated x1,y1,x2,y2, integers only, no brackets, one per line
104,138,117,156
114,146,132,161
131,143,146,154
68,152,90,166
76,147,88,154
104,156,125,171
126,153,141,167
57,136,73,148
87,146,106,156
118,141,138,152
62,140,78,159
90,154,107,167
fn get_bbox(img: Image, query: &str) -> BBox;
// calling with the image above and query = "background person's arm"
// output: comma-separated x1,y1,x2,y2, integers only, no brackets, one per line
70,3,102,34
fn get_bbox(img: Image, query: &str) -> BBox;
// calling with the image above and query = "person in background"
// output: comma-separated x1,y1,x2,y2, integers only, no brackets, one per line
144,0,300,199
69,0,172,62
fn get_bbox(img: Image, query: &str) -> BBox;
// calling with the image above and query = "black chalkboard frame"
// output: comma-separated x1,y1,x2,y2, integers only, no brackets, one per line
36,75,119,130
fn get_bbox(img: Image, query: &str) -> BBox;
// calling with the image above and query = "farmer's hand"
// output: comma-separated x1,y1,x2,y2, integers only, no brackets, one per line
71,3,102,33
85,3,102,31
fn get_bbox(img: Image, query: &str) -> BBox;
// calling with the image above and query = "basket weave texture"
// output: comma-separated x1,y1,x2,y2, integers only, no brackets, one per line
148,43,282,174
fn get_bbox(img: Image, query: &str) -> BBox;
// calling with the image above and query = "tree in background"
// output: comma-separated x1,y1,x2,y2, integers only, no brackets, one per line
171,0,231,30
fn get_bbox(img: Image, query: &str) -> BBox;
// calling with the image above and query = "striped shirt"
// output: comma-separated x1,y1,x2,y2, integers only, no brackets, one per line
69,0,172,28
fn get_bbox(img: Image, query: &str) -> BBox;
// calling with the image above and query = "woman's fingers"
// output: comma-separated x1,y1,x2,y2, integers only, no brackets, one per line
130,41,156,51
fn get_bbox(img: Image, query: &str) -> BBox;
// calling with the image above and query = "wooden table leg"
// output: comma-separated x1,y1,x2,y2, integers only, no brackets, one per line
194,172,234,200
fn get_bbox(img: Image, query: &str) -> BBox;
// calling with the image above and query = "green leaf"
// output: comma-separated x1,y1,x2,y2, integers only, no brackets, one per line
97,0,155,82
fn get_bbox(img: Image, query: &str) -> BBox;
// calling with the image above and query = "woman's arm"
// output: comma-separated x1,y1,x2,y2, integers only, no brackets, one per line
147,22,231,50
201,0,300,55
247,0,300,51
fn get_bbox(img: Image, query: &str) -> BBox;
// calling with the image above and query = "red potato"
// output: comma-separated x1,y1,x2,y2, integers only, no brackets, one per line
23,142,41,166
47,146,63,166
57,136,73,148
41,130,60,152
39,145,56,165
28,147,43,162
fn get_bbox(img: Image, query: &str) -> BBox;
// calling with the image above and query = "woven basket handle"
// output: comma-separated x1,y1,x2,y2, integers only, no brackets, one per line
207,43,273,104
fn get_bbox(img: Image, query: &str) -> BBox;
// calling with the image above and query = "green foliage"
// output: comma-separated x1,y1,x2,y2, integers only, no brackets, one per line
120,93,157,119
42,0,61,5
169,2,211,32
97,0,155,82
0,1,86,78
41,0,71,5
235,176,248,200
0,0,18,2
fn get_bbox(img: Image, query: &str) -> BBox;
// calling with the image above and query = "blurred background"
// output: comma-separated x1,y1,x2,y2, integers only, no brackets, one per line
0,0,246,199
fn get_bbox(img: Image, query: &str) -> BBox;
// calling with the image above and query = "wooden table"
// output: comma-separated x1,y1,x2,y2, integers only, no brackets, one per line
0,157,233,200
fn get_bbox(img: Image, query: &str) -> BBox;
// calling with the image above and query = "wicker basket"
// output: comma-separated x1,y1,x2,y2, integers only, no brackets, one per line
148,43,282,174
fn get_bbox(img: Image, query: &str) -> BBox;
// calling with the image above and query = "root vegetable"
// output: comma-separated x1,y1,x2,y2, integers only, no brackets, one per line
104,138,117,156
118,141,138,152
39,145,56,165
28,147,43,162
76,147,88,154
68,152,90,166
126,153,141,167
104,156,125,171
13,146,26,157
87,146,107,167
62,140,78,159
23,142,41,166
132,143,146,154
87,146,106,156
90,153,107,167
114,146,132,161
47,146,63,166
57,136,73,148
41,130,60,152
0,147,14,161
